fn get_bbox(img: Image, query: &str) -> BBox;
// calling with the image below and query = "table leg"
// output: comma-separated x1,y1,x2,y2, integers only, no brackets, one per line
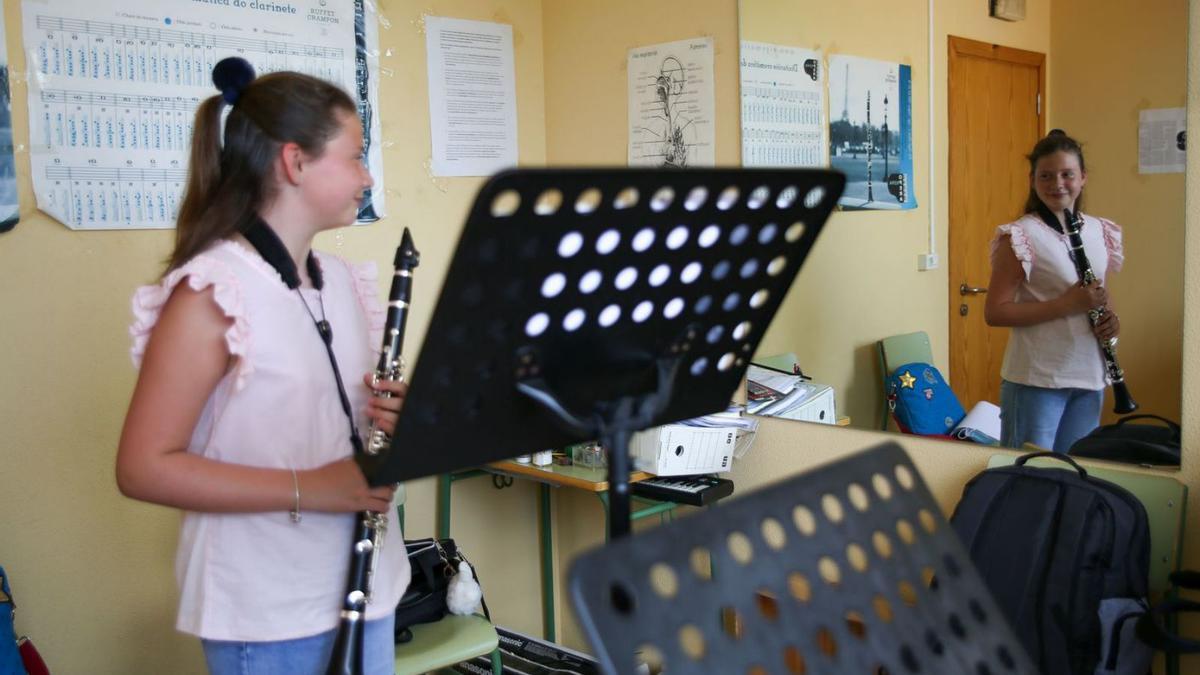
539,482,556,642
438,473,452,540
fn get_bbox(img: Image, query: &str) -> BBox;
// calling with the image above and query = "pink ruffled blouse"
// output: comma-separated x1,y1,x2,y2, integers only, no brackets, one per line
990,213,1124,390
129,240,409,641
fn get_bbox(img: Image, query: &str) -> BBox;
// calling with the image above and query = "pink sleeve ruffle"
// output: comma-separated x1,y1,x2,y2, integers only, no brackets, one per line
1098,217,1124,274
347,260,386,346
991,223,1034,280
129,255,253,390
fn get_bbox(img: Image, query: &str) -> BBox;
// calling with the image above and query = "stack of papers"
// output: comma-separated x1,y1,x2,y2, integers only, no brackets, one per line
679,403,759,430
677,403,759,459
746,365,811,416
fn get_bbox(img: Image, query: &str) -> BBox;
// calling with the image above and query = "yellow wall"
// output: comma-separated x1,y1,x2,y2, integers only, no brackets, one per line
1050,0,1187,423
0,0,1197,673
0,0,549,671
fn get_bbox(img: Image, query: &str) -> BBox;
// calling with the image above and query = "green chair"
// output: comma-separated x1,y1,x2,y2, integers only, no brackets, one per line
986,454,1189,675
753,351,801,373
393,485,503,675
876,331,934,430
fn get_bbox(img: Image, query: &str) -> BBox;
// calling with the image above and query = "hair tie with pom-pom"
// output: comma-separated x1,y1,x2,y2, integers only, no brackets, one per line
212,57,256,105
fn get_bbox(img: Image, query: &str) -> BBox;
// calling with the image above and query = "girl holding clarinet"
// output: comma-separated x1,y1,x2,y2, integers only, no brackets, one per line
116,57,410,674
985,129,1127,453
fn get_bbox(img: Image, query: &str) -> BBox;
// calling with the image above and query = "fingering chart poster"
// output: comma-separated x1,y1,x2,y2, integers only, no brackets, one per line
739,41,825,168
21,0,384,230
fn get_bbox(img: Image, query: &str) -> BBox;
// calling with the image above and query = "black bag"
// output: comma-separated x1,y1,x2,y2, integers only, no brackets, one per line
1069,414,1181,466
949,452,1153,675
394,538,488,644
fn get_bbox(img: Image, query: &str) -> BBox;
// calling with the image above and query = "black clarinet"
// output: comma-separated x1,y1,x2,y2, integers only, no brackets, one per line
1063,209,1138,414
327,228,420,675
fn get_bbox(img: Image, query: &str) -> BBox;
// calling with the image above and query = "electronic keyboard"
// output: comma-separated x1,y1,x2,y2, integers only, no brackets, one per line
631,475,734,506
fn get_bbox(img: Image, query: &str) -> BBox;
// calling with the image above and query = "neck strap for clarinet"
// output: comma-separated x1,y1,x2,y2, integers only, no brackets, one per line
241,217,365,455
1034,202,1066,234
242,216,324,290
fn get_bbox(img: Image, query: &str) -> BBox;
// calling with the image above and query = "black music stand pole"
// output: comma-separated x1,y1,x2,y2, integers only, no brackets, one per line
373,167,845,540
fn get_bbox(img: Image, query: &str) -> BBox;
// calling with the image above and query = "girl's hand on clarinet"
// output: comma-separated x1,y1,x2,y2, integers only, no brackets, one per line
303,459,397,513
363,374,408,436
1093,309,1120,341
1060,281,1108,314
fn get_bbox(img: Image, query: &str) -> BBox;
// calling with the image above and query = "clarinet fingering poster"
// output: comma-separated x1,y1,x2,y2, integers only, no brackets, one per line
739,41,825,168
21,0,384,230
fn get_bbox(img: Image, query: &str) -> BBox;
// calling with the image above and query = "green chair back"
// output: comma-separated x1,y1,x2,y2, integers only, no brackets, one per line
877,331,934,430
986,454,1188,594
754,352,800,373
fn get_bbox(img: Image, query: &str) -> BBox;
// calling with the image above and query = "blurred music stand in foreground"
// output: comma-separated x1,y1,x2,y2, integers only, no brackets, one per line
372,167,844,538
569,441,1038,674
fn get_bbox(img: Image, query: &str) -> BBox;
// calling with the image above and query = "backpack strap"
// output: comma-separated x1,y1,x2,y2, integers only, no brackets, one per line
1116,414,1181,439
1014,451,1089,477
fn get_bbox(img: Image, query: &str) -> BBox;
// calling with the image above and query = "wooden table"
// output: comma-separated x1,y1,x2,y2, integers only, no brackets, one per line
437,459,677,643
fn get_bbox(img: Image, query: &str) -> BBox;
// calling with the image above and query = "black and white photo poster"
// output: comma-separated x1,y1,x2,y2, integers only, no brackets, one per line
828,54,915,211
0,9,16,233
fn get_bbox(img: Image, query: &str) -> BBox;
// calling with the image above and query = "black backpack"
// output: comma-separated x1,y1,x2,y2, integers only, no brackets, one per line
949,452,1153,674
1069,414,1181,467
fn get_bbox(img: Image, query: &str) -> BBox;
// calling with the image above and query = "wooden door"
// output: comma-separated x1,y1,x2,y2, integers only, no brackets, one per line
948,36,1044,408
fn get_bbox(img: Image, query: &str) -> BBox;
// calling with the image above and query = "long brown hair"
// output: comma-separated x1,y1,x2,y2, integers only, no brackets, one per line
168,71,357,272
1022,129,1087,215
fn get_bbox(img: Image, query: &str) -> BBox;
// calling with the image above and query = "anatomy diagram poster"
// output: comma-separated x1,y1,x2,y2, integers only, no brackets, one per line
628,37,715,168
21,0,385,230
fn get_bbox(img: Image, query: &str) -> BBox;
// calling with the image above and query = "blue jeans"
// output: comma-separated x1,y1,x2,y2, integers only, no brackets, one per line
999,379,1103,454
202,614,395,675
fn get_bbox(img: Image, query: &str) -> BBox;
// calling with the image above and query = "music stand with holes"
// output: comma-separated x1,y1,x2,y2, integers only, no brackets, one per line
568,441,1039,675
367,167,845,538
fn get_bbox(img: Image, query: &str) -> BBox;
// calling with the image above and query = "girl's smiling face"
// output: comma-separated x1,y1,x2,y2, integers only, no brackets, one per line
1032,150,1087,214
300,110,373,231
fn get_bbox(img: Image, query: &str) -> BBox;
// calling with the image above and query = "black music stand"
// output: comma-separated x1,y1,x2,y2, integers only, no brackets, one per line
568,442,1039,675
370,168,844,538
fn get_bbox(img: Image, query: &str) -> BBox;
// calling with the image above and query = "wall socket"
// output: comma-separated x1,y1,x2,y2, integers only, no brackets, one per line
917,253,939,271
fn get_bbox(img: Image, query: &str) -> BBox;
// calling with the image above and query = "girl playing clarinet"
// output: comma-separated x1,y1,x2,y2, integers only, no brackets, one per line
116,58,409,674
985,129,1123,453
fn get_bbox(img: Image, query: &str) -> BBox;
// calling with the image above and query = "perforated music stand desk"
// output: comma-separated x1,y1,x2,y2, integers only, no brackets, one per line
371,167,844,538
569,442,1039,675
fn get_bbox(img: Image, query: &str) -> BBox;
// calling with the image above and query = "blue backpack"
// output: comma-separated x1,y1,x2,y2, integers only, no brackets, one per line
886,361,965,436
1,566,25,675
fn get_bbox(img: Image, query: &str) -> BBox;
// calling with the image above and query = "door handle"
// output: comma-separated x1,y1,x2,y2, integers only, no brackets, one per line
959,283,988,296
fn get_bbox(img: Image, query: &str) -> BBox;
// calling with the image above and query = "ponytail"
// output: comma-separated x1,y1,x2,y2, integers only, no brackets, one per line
167,60,356,273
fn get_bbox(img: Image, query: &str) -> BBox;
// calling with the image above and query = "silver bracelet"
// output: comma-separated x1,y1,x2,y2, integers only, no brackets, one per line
289,468,302,524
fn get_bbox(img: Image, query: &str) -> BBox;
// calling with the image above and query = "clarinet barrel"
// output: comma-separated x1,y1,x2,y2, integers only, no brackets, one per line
327,227,420,675
1064,210,1137,415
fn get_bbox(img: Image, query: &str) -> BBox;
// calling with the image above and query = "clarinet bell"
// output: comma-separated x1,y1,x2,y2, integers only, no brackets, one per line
1112,381,1138,415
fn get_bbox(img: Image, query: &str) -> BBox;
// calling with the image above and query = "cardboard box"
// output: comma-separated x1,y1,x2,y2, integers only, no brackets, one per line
631,424,735,476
